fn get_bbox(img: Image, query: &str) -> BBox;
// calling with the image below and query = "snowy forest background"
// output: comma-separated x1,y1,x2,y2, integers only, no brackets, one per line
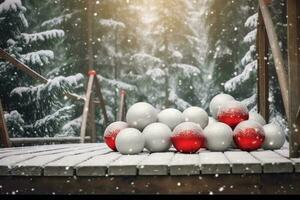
0,0,288,140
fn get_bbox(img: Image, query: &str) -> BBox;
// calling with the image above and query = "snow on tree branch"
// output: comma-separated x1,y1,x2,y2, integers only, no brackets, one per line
98,19,126,29
33,105,76,134
171,63,201,78
20,50,54,66
21,29,65,44
0,0,25,14
41,12,76,28
245,13,258,29
97,75,137,91
224,60,257,91
241,44,256,66
243,29,257,43
146,68,165,80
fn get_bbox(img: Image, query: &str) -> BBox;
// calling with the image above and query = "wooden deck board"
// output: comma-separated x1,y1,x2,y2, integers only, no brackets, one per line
169,153,200,175
138,152,175,175
43,148,111,176
108,153,149,176
275,149,300,172
250,150,294,173
224,151,262,174
199,152,231,174
10,145,106,176
76,152,122,176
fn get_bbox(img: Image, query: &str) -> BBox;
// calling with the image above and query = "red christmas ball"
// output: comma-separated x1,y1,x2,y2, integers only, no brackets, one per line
217,100,249,128
171,122,205,153
104,121,128,151
233,120,265,151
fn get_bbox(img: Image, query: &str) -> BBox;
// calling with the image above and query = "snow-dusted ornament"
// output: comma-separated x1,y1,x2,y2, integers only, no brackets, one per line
204,122,233,151
208,117,217,125
104,121,129,151
233,120,265,151
143,123,172,152
115,128,145,155
183,107,209,129
217,100,249,128
126,102,158,130
157,108,184,130
262,123,285,150
209,94,235,119
248,112,267,126
171,122,205,153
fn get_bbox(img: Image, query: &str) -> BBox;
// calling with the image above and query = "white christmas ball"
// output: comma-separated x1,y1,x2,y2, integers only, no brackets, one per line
143,123,172,152
249,112,267,126
208,117,217,125
209,93,235,119
204,122,233,151
262,123,285,150
126,102,158,130
158,108,184,130
183,107,209,129
115,128,145,155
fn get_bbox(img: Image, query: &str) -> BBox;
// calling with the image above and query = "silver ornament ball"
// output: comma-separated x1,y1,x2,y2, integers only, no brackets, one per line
209,93,235,119
143,123,172,152
204,122,233,151
249,112,267,126
183,107,209,129
116,128,145,155
126,102,158,130
158,108,184,130
262,123,285,150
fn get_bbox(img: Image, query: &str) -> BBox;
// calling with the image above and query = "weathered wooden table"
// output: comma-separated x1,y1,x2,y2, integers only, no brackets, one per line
0,143,300,194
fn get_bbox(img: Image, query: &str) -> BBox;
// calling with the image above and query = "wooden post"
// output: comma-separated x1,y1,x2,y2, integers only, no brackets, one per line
118,90,126,121
259,0,289,118
257,9,270,122
0,99,10,148
86,92,97,143
287,0,300,158
86,0,94,71
80,71,95,143
94,75,109,126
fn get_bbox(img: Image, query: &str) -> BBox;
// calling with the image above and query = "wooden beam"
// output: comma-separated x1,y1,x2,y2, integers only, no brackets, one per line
259,0,289,117
86,0,94,70
0,48,48,83
86,93,97,143
80,73,95,143
257,9,270,122
94,75,109,126
0,99,10,148
287,0,300,158
117,89,126,121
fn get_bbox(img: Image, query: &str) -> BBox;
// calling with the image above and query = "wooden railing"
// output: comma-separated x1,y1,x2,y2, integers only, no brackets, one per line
0,49,110,146
257,0,300,158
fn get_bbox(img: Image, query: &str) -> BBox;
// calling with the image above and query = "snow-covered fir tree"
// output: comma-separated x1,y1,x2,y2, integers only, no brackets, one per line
0,0,84,138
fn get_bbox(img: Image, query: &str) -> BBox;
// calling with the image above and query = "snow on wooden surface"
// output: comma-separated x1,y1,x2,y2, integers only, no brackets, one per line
0,143,299,176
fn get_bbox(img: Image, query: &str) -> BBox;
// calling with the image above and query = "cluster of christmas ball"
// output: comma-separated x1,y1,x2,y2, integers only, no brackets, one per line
104,94,285,155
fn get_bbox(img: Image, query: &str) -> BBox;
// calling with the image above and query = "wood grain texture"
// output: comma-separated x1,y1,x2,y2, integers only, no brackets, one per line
224,151,262,174
169,153,200,175
199,152,231,174
251,150,294,173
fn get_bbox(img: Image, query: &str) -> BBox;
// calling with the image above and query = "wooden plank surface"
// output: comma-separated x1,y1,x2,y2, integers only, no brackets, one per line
224,151,262,174
275,149,300,172
43,148,111,176
199,152,231,174
108,153,149,176
5,145,106,176
138,152,175,175
251,150,294,173
76,152,121,176
169,153,200,175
